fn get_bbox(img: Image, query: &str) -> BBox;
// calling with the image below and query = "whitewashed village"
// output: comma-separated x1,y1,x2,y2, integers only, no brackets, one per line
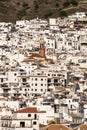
0,12,87,130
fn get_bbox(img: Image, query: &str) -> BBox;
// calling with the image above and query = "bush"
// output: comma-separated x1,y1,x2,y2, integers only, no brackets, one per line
34,1,39,10
45,0,48,4
56,3,59,7
22,3,29,9
18,10,26,19
59,10,67,17
17,2,20,5
45,11,53,18
71,0,78,6
63,1,70,8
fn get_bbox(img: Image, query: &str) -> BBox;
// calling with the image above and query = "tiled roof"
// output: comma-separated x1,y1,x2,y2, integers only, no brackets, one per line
15,107,46,113
22,57,37,62
74,124,87,130
29,53,45,58
15,107,38,113
70,114,82,118
41,124,72,130
22,53,46,62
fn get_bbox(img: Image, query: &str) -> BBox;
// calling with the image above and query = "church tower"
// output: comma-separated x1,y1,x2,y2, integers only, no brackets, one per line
39,38,45,58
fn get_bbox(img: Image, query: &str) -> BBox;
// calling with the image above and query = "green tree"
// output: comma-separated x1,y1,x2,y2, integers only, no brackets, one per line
63,1,70,8
22,3,29,9
45,0,48,4
59,10,67,17
71,0,78,6
55,3,59,7
45,11,53,18
34,1,39,10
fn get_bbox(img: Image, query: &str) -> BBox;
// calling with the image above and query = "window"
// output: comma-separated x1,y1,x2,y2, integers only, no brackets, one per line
35,83,37,86
35,89,37,91
1,79,3,82
33,121,36,125
48,79,51,82
71,105,72,109
41,78,43,81
22,78,26,82
34,114,37,119
20,122,25,127
35,78,37,81
48,74,50,76
41,84,43,86
14,73,17,76
54,79,58,82
28,114,31,117
41,89,43,91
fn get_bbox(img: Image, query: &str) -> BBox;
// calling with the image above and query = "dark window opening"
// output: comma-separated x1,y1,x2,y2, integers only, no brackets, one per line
33,121,36,125
28,114,31,117
34,114,37,119
22,78,26,82
20,122,25,127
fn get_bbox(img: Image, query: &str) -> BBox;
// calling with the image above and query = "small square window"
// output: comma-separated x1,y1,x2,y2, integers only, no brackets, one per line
41,89,43,91
28,114,31,117
33,122,36,125
1,79,3,82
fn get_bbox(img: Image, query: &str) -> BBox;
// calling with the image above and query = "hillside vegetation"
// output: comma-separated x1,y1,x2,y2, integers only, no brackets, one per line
0,0,86,22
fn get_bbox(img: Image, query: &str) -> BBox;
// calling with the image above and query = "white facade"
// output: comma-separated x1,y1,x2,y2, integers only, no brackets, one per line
1,107,46,130
29,75,47,95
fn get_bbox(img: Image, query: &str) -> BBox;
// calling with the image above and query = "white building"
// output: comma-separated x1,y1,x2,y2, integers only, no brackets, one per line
1,107,45,130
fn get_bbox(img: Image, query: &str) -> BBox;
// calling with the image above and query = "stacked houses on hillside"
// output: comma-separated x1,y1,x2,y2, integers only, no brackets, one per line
0,12,87,130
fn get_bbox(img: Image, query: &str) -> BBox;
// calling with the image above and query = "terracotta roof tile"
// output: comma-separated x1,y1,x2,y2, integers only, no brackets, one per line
74,124,87,130
70,114,82,118
22,57,37,62
15,107,38,113
15,107,46,113
41,124,72,130
30,54,45,58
